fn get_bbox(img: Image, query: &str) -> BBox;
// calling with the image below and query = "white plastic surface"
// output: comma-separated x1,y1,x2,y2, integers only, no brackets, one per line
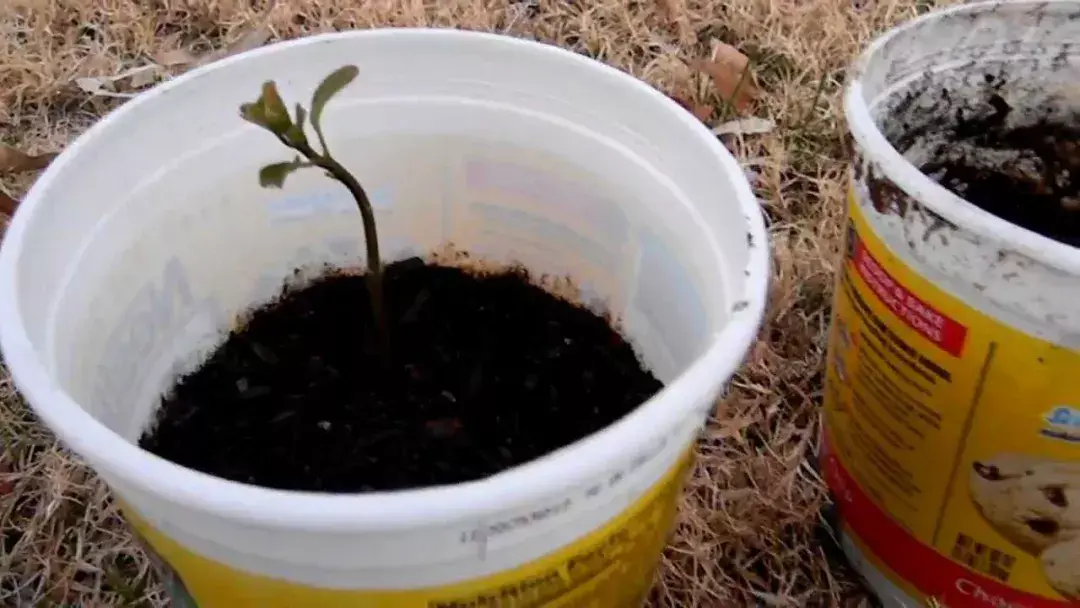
0,30,768,588
842,1,1080,605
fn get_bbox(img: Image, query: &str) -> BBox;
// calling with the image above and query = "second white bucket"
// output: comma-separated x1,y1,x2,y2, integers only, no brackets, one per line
827,2,1080,607
0,30,769,606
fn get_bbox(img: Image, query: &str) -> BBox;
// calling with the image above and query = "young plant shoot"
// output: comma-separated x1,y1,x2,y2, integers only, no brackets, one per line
143,67,665,497
239,65,387,346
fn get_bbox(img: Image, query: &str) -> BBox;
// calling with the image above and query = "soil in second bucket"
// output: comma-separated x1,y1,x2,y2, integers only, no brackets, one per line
138,256,663,493
919,95,1080,246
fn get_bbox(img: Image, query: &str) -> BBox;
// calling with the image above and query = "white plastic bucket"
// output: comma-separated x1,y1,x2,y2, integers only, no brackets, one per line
0,29,768,606
826,2,1080,607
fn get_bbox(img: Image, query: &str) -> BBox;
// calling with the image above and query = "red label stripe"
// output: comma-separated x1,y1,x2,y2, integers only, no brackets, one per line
851,238,968,357
822,434,1072,608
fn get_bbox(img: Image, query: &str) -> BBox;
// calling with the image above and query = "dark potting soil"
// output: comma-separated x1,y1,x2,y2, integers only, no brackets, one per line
919,95,1080,247
138,257,663,493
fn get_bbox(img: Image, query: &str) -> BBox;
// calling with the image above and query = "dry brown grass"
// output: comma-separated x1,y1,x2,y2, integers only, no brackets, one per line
0,0,961,605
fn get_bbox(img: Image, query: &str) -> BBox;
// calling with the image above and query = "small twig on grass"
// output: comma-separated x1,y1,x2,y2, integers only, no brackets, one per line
719,62,755,122
690,39,760,120
795,70,830,131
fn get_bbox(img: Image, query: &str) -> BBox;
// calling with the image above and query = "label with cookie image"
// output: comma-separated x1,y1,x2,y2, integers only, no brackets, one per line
822,190,1080,607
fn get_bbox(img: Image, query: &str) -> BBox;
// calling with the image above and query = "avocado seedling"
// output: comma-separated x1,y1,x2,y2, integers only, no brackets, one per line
139,65,664,494
238,65,387,347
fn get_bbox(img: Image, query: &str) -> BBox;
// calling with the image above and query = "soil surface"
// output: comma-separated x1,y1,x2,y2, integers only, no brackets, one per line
139,257,662,493
919,95,1080,247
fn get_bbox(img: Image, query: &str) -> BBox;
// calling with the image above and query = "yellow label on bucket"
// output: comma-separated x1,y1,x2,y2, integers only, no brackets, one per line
122,452,692,607
822,189,1080,607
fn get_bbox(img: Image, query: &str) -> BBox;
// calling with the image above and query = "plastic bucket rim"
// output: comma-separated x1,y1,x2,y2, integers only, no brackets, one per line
844,0,1080,275
0,27,770,531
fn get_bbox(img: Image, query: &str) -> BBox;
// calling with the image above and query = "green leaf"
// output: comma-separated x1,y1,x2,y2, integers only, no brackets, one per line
284,124,308,147
309,65,358,147
260,81,292,133
282,104,308,147
294,103,307,129
259,158,306,188
239,101,270,128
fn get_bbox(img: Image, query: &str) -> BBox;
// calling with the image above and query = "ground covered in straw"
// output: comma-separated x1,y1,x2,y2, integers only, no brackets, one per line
0,0,957,605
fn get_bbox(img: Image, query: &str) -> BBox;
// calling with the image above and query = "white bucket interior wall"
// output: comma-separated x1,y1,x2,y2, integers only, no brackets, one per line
13,35,752,441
